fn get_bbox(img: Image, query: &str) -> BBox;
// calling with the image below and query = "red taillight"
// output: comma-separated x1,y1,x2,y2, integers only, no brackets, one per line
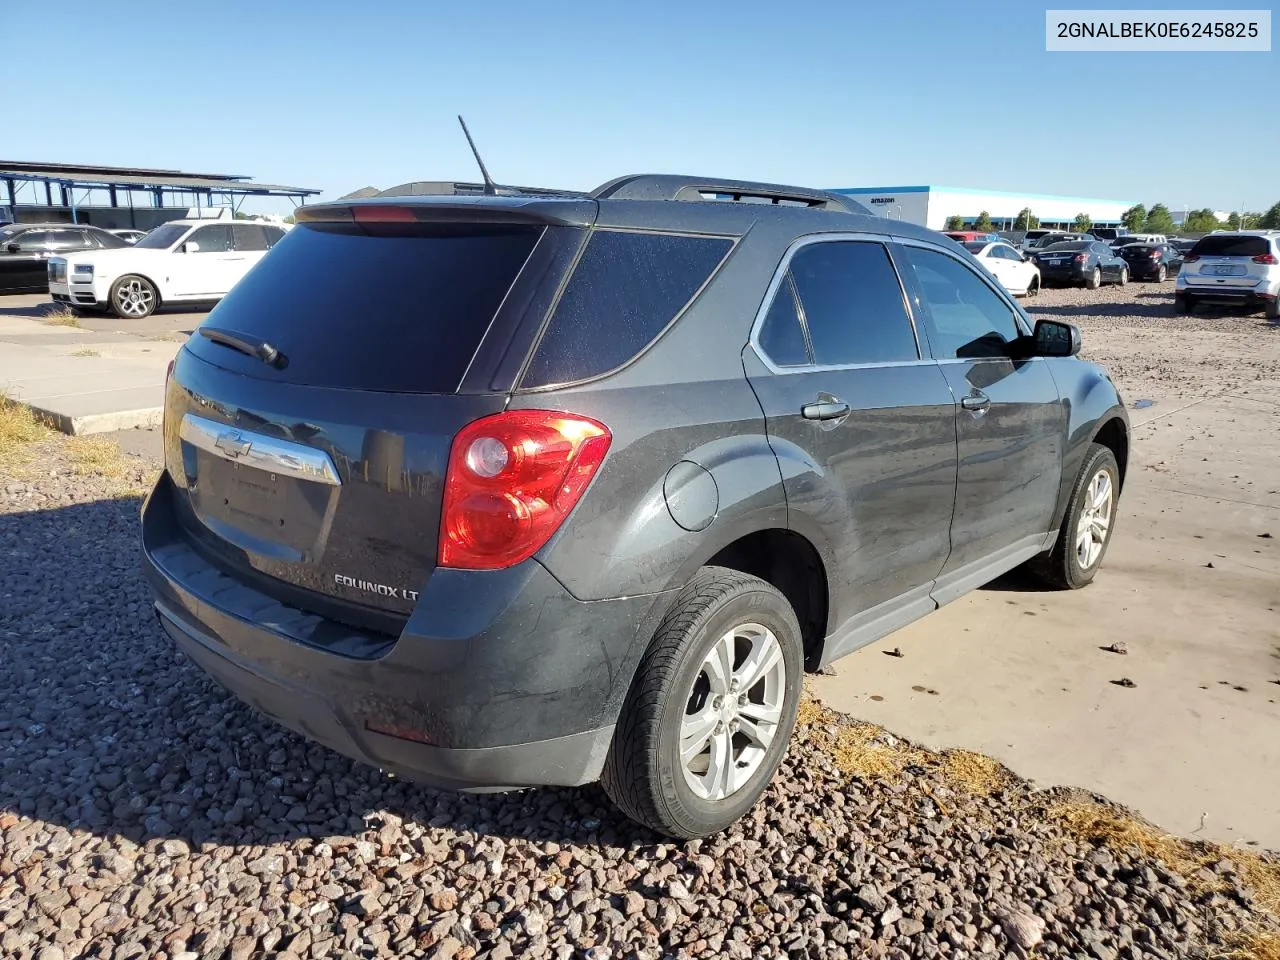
1252,253,1279,265
1183,254,1201,263
352,205,416,223
438,411,612,570
1149,251,1161,259
1074,254,1088,262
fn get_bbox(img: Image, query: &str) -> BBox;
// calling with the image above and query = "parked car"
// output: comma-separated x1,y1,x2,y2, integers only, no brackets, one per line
963,240,1041,296
140,174,1129,838
1026,231,1096,252
108,228,149,244
1112,233,1168,248
943,230,1002,243
1118,242,1180,282
1175,230,1280,318
0,222,128,293
48,217,287,318
1032,240,1129,288
1170,238,1198,255
1092,227,1130,242
1019,228,1057,252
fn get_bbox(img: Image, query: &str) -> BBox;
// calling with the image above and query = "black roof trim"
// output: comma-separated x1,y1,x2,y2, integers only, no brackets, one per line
376,180,589,200
591,174,872,215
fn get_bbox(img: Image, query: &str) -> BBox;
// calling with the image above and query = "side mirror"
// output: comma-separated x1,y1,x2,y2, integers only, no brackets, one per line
4,242,19,254
182,241,200,253
1032,319,1081,357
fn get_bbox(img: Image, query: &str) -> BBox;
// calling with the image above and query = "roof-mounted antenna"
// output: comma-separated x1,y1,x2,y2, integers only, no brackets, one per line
457,115,497,196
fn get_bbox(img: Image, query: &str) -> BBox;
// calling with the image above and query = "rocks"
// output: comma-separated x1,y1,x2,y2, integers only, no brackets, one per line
1,423,1278,960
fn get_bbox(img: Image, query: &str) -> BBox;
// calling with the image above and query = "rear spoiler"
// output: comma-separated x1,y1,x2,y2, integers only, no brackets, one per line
294,195,598,228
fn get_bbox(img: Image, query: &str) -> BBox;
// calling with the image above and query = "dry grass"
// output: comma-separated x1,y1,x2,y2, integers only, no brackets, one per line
1046,799,1280,932
70,348,100,358
797,693,1008,797
1223,930,1280,960
0,393,50,461
42,307,80,327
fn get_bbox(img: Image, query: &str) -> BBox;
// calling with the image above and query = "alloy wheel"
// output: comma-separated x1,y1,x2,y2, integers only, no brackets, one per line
680,622,786,801
1075,469,1114,569
114,279,154,318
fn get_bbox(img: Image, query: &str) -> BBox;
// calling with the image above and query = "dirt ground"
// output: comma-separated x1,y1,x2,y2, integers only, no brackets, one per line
815,283,1280,850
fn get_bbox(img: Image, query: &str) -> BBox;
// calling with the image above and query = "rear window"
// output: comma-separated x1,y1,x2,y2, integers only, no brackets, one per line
1190,235,1270,258
1042,241,1088,251
520,230,733,387
185,221,541,393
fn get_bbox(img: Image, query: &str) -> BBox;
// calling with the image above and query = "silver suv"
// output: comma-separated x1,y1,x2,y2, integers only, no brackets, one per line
1175,231,1280,318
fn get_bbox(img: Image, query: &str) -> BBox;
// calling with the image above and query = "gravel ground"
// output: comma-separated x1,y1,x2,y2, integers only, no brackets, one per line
3,286,1279,960
1024,283,1280,402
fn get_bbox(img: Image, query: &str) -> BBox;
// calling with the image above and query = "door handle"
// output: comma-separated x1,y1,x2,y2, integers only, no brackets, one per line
961,392,991,413
802,399,851,421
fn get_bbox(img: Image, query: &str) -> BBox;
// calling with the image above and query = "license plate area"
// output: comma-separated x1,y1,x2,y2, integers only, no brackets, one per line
1209,263,1246,276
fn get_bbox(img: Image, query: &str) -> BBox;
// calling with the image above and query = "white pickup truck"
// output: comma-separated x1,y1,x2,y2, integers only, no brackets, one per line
48,217,287,319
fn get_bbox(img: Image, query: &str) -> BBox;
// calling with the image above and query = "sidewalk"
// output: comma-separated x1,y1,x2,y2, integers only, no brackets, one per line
0,315,182,435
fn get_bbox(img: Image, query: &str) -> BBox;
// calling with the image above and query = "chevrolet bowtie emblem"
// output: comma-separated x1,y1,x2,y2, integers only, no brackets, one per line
214,430,253,459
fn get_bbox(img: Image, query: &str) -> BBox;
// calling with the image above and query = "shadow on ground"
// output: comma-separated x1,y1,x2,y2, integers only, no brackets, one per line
0,495,648,852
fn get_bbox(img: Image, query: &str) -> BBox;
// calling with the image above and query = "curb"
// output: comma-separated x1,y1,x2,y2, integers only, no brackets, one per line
21,401,163,437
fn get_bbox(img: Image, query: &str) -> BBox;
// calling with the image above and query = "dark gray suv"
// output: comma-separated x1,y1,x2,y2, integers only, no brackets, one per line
142,175,1129,838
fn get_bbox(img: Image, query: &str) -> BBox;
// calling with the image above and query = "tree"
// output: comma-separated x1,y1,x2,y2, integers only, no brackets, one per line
1183,209,1221,232
1013,207,1039,231
1121,204,1146,232
1226,211,1241,230
1260,202,1280,230
944,215,965,230
1073,213,1093,233
1145,203,1175,234
973,211,994,232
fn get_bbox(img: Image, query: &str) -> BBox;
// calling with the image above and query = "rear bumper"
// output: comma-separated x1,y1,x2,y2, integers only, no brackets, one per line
142,472,671,790
1035,264,1089,283
1176,285,1276,307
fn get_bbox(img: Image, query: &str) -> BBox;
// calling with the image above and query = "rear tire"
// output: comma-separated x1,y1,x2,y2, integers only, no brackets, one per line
1155,264,1167,283
1025,275,1040,298
1028,443,1120,590
1175,295,1192,315
1266,298,1280,320
1085,267,1102,290
601,566,803,839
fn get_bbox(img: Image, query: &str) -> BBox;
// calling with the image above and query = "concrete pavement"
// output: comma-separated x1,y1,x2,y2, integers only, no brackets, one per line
0,293,198,435
812,383,1280,849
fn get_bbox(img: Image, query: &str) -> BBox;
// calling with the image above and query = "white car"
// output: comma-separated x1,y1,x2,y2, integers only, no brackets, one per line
963,240,1042,297
48,218,287,318
107,228,149,244
1175,230,1280,319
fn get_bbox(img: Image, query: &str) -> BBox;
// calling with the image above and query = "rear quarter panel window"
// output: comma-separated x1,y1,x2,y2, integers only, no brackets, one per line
756,278,810,366
520,230,733,388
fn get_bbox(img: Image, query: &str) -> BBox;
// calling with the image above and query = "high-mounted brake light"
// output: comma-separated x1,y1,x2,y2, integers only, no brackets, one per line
438,411,612,570
1252,253,1279,265
352,205,416,223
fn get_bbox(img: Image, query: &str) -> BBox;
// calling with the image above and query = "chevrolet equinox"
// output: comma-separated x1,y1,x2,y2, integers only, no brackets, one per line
142,174,1129,838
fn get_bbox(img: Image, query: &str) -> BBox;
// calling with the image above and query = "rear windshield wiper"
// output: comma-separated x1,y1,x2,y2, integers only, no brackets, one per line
199,326,287,368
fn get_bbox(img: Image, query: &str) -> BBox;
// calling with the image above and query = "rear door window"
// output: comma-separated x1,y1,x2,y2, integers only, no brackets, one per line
184,221,542,393
788,241,918,366
520,230,733,387
232,224,270,251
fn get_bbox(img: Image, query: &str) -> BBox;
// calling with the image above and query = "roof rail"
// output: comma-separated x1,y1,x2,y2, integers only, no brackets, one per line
376,180,589,199
591,174,870,214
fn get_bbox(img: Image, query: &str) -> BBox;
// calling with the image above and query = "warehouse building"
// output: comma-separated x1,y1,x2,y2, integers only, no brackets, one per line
828,185,1137,231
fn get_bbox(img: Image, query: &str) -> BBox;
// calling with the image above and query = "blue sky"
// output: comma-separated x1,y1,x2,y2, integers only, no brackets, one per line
8,0,1278,213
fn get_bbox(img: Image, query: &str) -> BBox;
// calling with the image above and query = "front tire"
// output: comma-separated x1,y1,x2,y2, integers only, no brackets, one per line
1085,267,1102,290
1028,443,1120,590
1025,275,1040,298
1155,264,1167,283
110,275,158,319
601,566,803,839
1116,266,1129,286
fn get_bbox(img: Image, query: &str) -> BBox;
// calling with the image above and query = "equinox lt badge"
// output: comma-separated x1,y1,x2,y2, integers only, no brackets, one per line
334,574,420,602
